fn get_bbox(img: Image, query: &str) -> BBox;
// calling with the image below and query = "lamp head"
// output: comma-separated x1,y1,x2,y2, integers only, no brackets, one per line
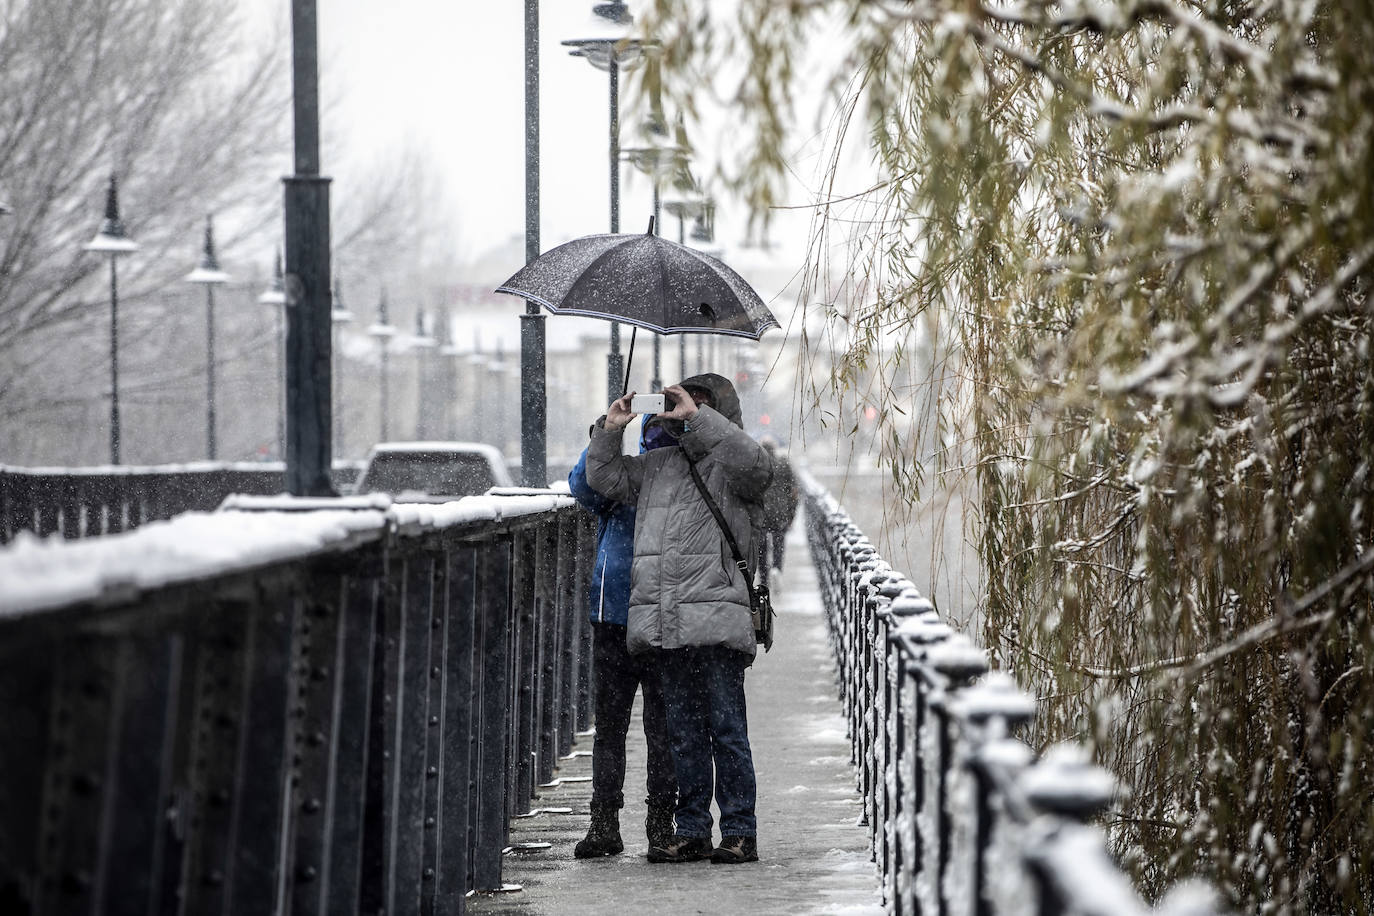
186,214,228,284
85,173,139,254
330,274,354,322
258,250,287,305
593,1,632,24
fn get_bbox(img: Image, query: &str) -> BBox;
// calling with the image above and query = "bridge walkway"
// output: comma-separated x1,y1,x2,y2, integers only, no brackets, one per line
469,525,883,915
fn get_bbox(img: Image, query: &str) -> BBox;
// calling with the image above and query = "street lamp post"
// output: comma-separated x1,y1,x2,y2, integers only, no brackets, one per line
564,0,648,405
186,215,230,460
489,343,511,457
691,204,715,373
519,0,547,487
284,0,334,496
411,308,436,439
85,173,138,465
437,308,460,439
467,346,489,444
258,252,287,459
663,195,702,380
366,294,396,443
330,276,354,458
625,131,691,392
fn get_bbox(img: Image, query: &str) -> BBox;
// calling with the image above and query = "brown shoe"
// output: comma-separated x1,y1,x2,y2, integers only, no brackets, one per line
647,834,713,863
711,835,758,864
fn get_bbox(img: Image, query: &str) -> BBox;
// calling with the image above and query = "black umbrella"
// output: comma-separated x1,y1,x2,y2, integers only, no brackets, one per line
496,218,778,391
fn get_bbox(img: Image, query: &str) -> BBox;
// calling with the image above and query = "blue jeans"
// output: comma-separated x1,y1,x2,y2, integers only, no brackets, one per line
658,646,757,838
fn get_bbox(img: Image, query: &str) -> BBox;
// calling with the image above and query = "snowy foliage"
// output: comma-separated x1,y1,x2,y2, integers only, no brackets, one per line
645,0,1373,909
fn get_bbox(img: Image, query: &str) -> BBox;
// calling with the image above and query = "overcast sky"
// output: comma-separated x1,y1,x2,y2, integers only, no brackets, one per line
247,0,832,286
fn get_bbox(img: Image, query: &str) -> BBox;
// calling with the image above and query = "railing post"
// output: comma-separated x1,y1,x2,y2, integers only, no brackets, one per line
1019,750,1123,916
419,550,450,905
327,561,382,913
866,574,910,874
894,617,953,916
950,674,1036,916
923,634,987,916
224,591,300,914
359,552,396,914
387,550,436,916
554,512,579,760
436,545,479,912
878,590,933,914
471,538,514,891
574,516,596,733
289,558,381,916
511,528,538,814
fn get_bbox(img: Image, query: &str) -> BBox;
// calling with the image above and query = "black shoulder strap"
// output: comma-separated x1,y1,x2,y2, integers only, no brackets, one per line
683,452,756,591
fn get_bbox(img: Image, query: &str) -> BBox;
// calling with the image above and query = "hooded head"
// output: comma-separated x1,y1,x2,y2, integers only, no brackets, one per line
677,372,744,428
644,371,744,441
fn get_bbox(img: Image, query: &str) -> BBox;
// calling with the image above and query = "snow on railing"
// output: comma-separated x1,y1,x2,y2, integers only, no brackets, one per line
0,461,365,543
0,490,595,914
800,471,1220,916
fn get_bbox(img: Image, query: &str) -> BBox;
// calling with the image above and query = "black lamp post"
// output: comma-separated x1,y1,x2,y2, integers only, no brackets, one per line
367,293,396,442
690,202,716,373
467,345,490,443
519,0,547,486
663,194,705,380
624,132,691,392
84,173,138,465
284,0,334,495
186,215,229,460
411,308,436,439
563,0,649,405
437,307,460,439
330,276,354,457
258,252,287,459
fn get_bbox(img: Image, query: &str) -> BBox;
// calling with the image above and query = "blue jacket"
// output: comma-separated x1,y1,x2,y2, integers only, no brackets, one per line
569,446,636,625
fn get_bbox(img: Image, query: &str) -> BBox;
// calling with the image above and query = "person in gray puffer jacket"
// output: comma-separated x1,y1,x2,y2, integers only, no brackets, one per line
585,372,772,866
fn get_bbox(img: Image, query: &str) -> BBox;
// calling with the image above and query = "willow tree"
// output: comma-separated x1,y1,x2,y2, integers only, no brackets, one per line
643,0,1374,910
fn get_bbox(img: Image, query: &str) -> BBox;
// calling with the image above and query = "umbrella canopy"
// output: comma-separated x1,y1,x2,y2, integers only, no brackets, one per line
495,225,779,340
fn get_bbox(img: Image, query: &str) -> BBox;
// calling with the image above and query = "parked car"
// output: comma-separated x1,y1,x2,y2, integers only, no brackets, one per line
354,442,513,502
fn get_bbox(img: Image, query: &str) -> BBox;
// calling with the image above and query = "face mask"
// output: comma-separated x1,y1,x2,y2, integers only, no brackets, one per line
642,422,678,451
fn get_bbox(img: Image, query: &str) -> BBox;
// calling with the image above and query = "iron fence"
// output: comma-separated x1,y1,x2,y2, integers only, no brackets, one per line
0,463,364,544
801,471,1217,916
0,493,593,915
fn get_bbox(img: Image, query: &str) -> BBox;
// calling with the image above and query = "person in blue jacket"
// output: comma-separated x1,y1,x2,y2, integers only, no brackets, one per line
567,418,677,857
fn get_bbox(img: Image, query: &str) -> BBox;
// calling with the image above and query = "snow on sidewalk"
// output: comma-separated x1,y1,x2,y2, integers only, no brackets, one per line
468,522,884,916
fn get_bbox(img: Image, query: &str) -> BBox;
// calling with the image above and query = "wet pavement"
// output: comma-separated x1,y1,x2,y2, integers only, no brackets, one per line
468,526,884,916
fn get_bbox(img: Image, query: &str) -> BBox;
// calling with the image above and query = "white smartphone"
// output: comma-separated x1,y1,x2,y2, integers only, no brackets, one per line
630,393,666,414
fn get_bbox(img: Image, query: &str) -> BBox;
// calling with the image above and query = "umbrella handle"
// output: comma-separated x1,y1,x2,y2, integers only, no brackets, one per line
622,325,637,397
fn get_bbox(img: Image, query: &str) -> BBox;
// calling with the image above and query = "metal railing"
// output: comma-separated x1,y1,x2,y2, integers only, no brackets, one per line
801,472,1217,916
0,462,364,544
0,492,594,915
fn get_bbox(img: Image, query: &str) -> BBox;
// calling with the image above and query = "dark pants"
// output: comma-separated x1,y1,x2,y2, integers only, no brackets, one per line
766,528,786,570
590,622,676,809
658,646,757,838
758,530,785,588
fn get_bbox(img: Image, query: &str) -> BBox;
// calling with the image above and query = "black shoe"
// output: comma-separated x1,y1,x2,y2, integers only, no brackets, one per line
645,795,676,849
711,835,758,864
647,834,713,863
574,804,624,858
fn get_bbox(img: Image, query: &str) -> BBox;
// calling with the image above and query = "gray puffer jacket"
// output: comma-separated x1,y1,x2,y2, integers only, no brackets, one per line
586,373,772,658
